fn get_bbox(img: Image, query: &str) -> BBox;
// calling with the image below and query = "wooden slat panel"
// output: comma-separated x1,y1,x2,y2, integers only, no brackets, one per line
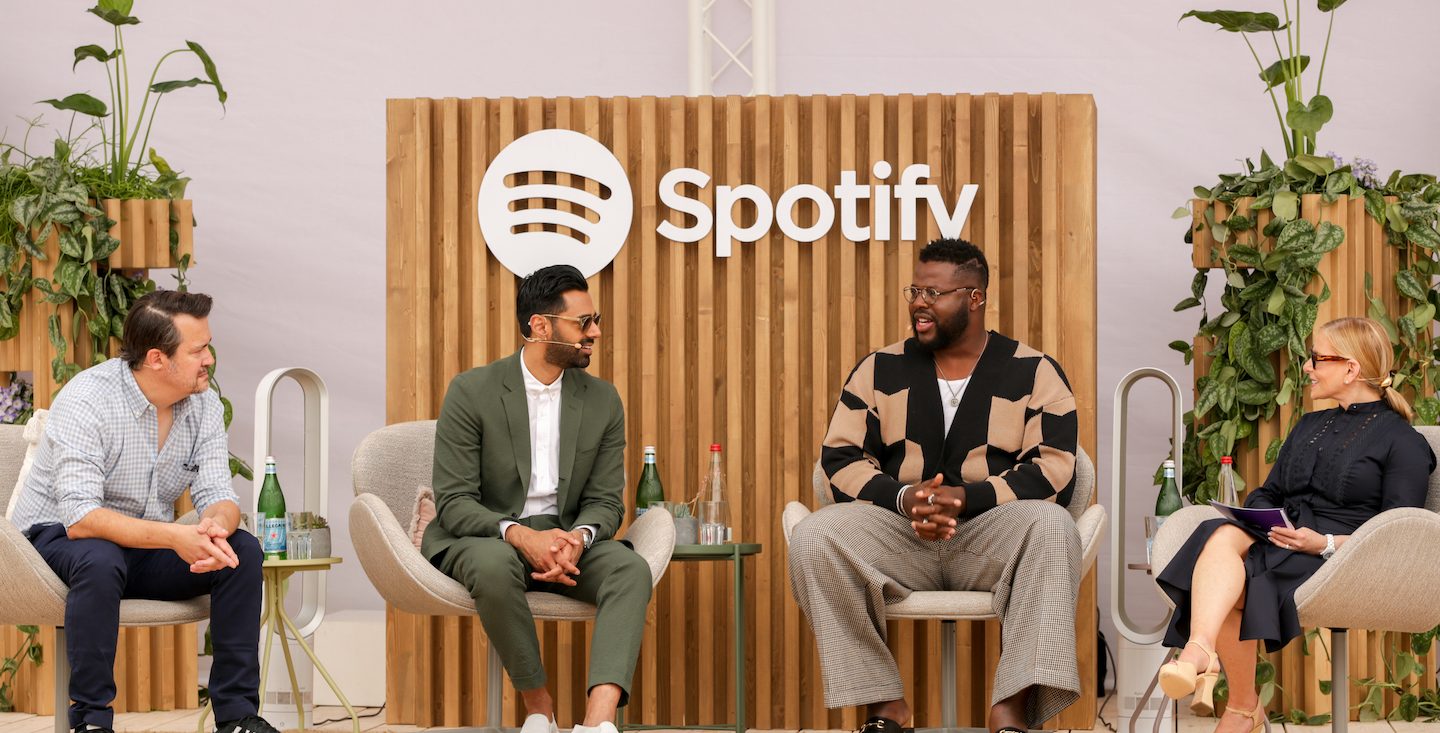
385,93,1099,729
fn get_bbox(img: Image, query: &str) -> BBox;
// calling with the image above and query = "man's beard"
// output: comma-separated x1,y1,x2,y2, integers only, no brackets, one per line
913,307,968,353
544,340,593,369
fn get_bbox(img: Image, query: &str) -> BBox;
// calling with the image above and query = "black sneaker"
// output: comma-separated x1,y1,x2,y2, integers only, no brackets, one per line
215,715,283,733
73,724,114,733
858,716,913,733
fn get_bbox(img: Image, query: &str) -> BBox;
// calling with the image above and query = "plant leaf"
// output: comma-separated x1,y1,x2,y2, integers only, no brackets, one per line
186,41,228,106
73,44,118,70
1286,94,1334,134
39,93,109,118
1180,10,1286,33
1396,270,1429,302
1260,55,1312,90
1272,190,1299,221
150,78,211,94
86,4,139,26
1318,0,1348,10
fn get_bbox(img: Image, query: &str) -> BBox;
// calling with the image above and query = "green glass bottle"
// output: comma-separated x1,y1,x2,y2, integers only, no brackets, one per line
634,446,664,520
256,456,287,560
1155,459,1183,518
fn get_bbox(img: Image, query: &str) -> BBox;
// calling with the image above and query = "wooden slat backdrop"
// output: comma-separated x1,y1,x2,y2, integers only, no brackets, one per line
1190,195,1438,719
0,203,199,715
385,93,1098,729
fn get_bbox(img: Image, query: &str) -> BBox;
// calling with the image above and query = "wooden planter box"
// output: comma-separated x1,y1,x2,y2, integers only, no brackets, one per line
1188,193,1438,720
0,198,200,715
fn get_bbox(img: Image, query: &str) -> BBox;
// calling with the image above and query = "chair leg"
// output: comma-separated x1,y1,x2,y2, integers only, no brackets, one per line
486,643,503,731
53,627,68,733
1331,629,1348,733
941,620,957,730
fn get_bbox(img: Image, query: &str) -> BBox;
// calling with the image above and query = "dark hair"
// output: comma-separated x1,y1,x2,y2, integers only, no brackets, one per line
120,290,214,369
516,264,589,337
918,237,989,288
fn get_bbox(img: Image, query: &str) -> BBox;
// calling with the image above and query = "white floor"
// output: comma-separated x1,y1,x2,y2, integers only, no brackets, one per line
0,697,1422,733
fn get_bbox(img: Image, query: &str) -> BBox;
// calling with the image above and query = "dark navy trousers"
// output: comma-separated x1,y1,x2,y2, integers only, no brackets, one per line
28,523,263,729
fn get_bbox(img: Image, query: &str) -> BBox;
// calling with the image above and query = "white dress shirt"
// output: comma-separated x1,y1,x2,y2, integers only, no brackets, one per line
499,351,595,546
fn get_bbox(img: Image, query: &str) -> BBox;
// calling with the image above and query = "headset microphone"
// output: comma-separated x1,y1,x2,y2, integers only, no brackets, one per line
522,334,586,349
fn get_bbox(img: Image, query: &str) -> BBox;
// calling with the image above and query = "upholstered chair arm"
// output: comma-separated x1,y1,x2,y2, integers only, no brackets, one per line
621,507,675,587
1076,504,1107,574
1294,507,1440,632
0,518,68,624
348,493,476,616
782,501,811,546
1149,505,1222,579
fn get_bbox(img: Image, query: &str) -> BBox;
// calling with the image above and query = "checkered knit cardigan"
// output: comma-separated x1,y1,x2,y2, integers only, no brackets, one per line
820,332,1079,517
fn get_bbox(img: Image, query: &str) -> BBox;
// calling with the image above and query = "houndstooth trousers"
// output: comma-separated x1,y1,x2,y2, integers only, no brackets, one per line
788,499,1082,726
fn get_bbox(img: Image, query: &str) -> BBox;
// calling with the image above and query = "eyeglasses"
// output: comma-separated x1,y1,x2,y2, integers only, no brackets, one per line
1308,351,1350,369
902,285,981,305
544,312,603,331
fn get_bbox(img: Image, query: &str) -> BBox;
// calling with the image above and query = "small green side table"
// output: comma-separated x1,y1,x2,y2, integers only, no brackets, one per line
621,542,762,733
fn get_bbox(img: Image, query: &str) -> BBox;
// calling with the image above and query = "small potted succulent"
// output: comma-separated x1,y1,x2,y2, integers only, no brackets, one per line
310,514,331,559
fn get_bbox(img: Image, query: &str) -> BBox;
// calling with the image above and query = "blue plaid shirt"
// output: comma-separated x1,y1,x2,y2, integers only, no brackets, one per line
10,358,237,532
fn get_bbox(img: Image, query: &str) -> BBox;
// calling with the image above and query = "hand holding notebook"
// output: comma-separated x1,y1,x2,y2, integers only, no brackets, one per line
1209,501,1295,534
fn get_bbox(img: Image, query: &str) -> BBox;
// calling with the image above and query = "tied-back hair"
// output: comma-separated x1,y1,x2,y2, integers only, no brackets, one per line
1320,316,1414,421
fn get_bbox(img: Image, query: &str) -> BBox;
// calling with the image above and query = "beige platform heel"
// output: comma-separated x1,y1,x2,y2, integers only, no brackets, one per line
1222,700,1269,733
1157,639,1220,712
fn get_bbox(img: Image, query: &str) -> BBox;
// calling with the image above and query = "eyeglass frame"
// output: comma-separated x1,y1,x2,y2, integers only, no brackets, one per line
902,285,982,305
542,312,603,331
1308,351,1351,369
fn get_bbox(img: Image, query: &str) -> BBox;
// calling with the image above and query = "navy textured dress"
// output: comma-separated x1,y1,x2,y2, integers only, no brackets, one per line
1157,400,1435,652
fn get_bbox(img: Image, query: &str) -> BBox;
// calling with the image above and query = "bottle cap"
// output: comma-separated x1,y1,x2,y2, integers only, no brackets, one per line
1221,456,1233,464
1162,459,1175,468
265,456,276,464
643,445,656,454
710,443,722,452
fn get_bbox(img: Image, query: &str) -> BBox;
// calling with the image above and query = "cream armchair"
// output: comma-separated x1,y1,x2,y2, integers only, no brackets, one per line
347,420,675,730
781,448,1107,730
0,424,210,733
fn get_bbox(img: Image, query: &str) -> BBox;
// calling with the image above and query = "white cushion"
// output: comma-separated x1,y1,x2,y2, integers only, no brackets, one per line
5,408,46,521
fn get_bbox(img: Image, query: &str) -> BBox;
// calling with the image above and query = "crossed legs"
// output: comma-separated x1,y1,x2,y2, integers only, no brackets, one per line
1178,523,1261,730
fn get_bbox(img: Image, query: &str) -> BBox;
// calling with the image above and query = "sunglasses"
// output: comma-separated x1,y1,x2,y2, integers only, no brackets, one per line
1308,351,1350,369
544,312,602,331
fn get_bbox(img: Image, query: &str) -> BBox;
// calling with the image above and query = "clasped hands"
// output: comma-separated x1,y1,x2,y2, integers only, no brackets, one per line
902,474,966,541
175,516,240,574
507,525,587,586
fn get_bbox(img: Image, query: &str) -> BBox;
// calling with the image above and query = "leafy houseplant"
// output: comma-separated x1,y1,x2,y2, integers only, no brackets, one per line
1170,0,1440,723
0,625,42,713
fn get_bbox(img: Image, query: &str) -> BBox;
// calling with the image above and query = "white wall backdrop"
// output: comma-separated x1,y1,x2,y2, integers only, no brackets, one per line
4,0,1439,661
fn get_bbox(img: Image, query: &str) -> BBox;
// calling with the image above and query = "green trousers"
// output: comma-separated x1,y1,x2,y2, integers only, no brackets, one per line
439,514,652,705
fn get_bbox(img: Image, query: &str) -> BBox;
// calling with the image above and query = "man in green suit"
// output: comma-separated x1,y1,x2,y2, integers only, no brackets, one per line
422,264,650,733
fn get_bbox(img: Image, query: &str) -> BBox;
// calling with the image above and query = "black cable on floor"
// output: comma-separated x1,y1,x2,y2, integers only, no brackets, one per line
310,704,385,726
1095,631,1120,733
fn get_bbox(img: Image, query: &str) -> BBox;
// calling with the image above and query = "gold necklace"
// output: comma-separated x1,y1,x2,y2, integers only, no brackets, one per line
935,333,988,407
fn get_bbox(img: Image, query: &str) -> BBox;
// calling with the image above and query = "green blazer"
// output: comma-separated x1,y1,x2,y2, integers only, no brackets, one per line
421,350,628,564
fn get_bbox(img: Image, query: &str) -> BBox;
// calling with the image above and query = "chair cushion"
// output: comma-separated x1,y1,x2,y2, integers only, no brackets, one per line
409,485,436,551
5,409,46,520
885,590,997,621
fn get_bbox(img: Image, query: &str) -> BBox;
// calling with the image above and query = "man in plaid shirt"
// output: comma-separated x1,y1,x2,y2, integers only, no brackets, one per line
9,291,277,733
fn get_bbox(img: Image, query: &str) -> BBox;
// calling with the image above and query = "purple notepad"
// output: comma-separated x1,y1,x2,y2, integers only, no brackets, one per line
1209,501,1295,533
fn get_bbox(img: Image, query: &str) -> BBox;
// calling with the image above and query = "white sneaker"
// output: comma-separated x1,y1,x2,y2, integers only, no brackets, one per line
521,714,558,733
570,722,618,733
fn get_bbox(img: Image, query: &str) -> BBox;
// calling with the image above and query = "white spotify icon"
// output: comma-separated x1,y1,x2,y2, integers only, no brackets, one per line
477,129,633,278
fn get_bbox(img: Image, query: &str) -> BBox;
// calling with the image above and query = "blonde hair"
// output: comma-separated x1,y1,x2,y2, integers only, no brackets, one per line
1318,317,1413,421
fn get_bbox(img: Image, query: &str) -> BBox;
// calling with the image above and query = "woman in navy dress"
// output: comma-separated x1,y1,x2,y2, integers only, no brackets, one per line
1155,317,1435,733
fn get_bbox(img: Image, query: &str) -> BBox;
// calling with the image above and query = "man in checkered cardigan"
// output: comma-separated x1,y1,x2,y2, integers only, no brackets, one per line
789,238,1081,733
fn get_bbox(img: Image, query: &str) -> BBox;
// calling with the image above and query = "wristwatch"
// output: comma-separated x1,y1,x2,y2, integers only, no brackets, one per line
1320,533,1336,560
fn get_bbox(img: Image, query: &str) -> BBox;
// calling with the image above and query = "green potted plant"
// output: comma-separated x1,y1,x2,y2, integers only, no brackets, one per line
1169,1,1440,724
310,515,331,559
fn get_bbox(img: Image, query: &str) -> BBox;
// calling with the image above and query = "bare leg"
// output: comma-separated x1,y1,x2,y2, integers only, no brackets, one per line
1215,606,1262,733
867,698,912,726
1179,525,1254,672
580,684,622,726
520,687,554,719
988,687,1030,732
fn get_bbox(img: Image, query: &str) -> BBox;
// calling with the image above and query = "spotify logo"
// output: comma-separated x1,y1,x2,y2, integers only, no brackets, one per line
477,129,634,278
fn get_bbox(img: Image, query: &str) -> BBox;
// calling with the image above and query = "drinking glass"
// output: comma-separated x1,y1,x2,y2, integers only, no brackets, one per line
698,500,729,545
287,512,312,560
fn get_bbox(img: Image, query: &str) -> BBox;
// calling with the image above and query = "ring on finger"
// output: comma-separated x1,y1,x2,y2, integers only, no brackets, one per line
927,493,936,505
